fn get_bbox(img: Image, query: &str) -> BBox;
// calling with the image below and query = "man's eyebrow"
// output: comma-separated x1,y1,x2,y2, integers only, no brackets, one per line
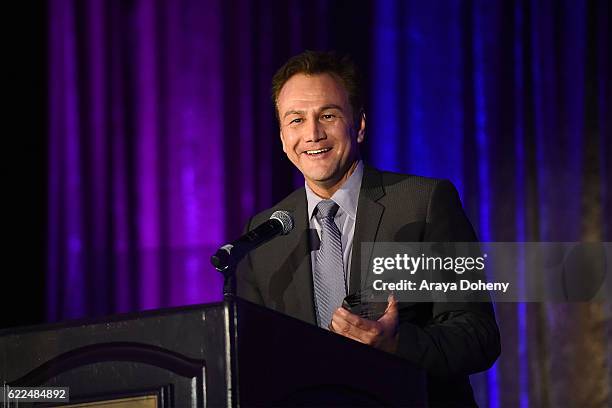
320,104,344,111
282,105,345,119
283,110,304,118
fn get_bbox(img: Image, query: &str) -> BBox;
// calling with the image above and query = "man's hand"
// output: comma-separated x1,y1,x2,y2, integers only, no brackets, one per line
329,295,399,353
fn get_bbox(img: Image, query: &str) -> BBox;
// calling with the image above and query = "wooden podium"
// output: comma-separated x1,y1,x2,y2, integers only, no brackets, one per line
0,298,426,407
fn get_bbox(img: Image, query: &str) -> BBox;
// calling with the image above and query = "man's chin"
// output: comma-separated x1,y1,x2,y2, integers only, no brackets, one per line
303,173,342,190
301,164,356,189
300,167,334,182
302,170,335,183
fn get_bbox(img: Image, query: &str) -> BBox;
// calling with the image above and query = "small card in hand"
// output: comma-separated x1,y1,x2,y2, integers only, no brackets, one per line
342,288,389,321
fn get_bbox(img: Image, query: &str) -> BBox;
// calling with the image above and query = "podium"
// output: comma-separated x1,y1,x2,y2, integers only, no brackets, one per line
0,298,426,406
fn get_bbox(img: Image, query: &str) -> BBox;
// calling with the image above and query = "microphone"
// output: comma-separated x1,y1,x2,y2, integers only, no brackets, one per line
211,210,294,273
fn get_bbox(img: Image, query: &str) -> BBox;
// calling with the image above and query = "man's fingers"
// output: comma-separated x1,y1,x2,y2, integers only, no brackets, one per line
330,318,367,344
331,311,357,334
388,293,397,306
335,307,375,330
332,308,385,345
330,300,400,353
379,295,399,323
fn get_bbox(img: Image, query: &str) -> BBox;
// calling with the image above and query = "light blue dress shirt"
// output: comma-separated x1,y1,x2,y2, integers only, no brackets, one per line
305,160,364,294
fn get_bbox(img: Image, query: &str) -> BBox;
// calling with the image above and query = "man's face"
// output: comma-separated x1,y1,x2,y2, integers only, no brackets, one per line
276,73,365,192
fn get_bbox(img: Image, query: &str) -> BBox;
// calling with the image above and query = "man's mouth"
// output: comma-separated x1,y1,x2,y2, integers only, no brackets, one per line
304,148,331,156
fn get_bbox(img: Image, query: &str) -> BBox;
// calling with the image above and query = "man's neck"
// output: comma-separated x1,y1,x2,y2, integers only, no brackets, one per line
306,160,360,199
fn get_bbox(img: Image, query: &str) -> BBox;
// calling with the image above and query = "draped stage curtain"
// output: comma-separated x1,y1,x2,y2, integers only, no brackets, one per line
47,0,611,406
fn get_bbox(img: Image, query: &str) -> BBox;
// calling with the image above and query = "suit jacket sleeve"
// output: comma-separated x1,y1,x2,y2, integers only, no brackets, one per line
396,180,501,378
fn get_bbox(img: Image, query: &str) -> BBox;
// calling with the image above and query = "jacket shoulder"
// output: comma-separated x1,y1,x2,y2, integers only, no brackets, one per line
380,170,442,190
365,166,463,223
374,167,450,198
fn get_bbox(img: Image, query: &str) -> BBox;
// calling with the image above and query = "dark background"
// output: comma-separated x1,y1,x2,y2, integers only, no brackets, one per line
4,1,46,329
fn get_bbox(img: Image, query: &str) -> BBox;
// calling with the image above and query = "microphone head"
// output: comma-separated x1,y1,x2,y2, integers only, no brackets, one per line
270,210,294,235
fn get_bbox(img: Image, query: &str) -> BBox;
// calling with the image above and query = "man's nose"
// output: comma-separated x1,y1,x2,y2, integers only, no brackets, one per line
305,118,325,142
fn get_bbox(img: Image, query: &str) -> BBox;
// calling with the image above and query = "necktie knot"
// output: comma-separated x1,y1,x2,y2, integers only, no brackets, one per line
316,200,339,220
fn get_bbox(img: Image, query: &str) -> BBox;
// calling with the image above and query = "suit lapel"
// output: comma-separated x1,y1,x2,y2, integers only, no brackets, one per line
283,191,317,324
349,166,385,294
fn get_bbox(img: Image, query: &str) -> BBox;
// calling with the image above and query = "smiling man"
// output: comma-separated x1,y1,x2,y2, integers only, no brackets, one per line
236,51,500,407
277,71,364,199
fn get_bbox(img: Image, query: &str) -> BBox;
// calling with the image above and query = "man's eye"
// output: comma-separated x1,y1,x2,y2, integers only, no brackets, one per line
321,114,335,120
290,118,303,124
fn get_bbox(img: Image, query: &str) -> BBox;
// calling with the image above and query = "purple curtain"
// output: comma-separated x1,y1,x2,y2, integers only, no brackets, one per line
47,0,611,406
48,0,228,317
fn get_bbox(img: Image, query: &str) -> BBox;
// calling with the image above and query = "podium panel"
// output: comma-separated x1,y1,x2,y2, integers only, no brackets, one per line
1,298,426,406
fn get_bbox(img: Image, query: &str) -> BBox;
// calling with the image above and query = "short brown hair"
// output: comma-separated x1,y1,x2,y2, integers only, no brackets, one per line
271,50,363,121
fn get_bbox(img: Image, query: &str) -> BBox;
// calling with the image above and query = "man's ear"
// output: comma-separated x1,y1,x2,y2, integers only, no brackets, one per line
280,130,287,153
357,111,366,143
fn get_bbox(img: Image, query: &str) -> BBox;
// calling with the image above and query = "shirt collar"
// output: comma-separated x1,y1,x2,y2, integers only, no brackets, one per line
305,160,363,221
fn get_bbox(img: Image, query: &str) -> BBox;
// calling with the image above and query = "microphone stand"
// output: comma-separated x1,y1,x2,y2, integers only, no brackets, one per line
221,265,236,300
211,250,238,300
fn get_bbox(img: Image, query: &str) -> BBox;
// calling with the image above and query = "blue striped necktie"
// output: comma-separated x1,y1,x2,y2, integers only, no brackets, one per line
313,200,346,329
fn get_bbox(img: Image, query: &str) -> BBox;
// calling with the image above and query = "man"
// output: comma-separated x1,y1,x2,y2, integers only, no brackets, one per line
236,50,500,406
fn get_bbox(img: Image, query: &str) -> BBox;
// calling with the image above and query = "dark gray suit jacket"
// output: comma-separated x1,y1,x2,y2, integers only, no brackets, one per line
236,165,500,407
